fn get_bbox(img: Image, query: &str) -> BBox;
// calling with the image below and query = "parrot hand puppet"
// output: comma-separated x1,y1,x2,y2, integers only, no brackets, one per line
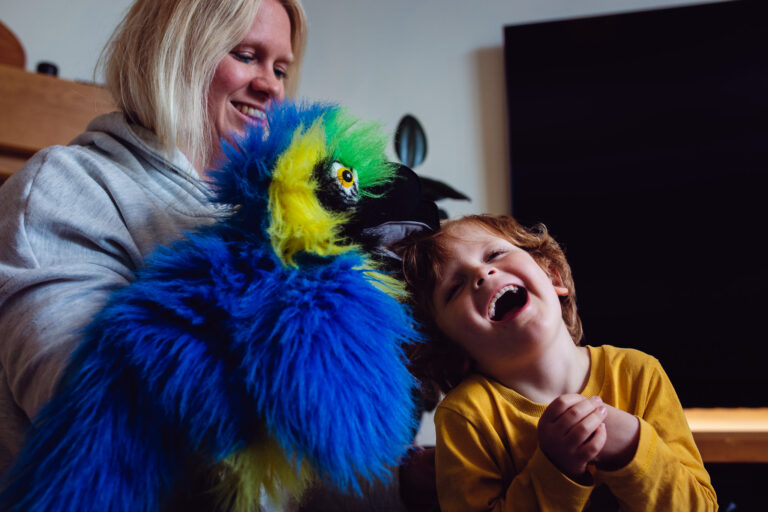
0,101,423,512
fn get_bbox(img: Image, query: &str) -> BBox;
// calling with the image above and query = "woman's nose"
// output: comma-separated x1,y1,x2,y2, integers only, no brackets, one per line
475,268,496,288
250,71,283,101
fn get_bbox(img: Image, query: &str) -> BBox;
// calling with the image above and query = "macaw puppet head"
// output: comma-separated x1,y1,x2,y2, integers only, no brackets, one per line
212,101,438,270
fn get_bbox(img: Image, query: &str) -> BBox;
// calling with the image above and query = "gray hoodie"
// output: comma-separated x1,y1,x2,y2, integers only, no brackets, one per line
0,113,218,472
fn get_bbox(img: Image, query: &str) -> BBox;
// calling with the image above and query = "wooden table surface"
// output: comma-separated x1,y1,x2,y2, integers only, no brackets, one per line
684,408,768,463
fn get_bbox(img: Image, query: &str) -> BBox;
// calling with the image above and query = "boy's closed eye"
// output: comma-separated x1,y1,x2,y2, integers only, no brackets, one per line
443,248,509,303
486,249,504,261
445,279,463,303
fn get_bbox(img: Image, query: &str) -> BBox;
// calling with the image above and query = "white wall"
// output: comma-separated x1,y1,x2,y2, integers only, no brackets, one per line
1,0,133,82
2,0,721,217
299,0,720,219
1,0,723,445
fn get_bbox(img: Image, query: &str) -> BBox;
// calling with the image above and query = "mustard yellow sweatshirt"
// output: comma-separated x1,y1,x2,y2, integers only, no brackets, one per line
435,345,717,511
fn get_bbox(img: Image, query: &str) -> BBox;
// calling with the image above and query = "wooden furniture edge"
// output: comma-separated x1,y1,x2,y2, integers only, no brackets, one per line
684,408,768,463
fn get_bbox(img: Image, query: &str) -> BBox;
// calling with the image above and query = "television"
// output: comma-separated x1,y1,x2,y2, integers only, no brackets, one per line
504,0,768,408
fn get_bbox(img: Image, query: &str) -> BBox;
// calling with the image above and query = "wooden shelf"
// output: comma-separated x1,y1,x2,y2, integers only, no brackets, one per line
684,408,768,463
0,64,114,180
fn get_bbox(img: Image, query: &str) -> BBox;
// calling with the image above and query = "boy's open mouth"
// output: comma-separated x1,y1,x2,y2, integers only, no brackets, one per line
489,285,528,321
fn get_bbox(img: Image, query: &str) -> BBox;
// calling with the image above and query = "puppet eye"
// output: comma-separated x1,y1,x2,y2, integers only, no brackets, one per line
330,161,359,205
314,160,360,212
336,165,356,189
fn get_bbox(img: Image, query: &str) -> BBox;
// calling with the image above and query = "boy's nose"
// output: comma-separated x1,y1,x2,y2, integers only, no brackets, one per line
475,268,496,288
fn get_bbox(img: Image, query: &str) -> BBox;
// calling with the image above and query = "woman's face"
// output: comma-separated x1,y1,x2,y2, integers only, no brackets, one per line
208,0,293,145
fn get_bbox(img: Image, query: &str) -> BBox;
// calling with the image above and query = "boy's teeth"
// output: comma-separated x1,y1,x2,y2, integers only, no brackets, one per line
488,285,518,319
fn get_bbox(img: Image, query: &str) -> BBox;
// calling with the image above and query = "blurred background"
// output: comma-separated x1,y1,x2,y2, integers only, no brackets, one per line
0,0,720,220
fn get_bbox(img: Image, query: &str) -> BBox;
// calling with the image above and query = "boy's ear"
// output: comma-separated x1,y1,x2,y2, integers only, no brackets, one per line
549,267,570,297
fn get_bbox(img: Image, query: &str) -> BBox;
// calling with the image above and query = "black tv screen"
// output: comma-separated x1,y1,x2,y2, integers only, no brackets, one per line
505,0,768,407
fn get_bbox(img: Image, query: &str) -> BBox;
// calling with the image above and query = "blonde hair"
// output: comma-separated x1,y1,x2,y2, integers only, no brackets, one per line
99,0,307,170
396,214,583,394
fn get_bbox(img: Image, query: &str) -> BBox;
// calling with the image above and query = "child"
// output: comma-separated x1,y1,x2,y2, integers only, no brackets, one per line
397,214,717,511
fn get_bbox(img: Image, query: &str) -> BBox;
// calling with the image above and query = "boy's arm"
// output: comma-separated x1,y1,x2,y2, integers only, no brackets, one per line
595,360,718,511
435,406,594,512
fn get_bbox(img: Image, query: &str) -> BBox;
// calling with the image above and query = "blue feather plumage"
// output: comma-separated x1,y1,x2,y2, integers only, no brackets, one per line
0,101,420,511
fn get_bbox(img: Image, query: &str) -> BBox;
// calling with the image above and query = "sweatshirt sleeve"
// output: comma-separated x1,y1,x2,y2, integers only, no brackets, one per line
435,406,594,512
0,149,140,419
596,359,718,511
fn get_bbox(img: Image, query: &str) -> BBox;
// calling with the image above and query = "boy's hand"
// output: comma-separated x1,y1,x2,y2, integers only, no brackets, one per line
538,394,607,484
594,405,640,471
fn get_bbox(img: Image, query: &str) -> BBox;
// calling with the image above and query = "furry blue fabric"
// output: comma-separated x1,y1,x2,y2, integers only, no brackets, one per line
0,101,420,511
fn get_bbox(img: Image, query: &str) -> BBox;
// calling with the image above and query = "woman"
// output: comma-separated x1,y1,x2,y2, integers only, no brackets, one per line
0,0,307,474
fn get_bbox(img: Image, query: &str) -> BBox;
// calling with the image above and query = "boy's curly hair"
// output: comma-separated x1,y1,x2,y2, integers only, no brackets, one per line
394,214,583,395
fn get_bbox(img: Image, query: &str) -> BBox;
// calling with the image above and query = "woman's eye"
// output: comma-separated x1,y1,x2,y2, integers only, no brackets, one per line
231,52,254,63
274,68,288,81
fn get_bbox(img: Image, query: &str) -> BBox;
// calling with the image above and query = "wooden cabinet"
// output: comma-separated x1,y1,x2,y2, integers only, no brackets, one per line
0,64,114,181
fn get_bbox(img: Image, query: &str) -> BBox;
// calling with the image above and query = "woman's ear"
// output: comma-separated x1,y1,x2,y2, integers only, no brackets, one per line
549,266,570,297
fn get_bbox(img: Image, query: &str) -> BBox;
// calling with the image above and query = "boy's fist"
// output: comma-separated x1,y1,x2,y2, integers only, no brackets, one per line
538,394,607,483
593,404,640,471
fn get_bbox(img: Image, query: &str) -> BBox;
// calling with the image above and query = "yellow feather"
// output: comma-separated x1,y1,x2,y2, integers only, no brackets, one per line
268,120,355,266
359,264,407,299
213,437,314,512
